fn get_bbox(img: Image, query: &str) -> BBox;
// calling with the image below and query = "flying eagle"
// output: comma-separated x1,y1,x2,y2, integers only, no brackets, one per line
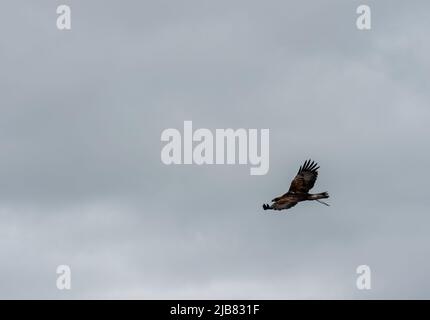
263,159,329,211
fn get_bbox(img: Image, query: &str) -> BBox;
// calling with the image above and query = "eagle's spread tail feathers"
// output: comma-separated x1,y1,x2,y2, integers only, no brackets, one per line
308,192,329,206
307,192,329,200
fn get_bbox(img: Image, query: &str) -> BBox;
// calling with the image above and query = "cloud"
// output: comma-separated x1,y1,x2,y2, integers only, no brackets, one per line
0,0,429,298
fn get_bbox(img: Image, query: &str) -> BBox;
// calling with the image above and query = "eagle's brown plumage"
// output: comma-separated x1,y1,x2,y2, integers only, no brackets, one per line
262,159,329,211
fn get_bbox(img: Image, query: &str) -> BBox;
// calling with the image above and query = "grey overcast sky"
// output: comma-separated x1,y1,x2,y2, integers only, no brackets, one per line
1,0,430,299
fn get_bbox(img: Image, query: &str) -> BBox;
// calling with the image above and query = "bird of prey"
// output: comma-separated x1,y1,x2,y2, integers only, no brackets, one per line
262,159,329,211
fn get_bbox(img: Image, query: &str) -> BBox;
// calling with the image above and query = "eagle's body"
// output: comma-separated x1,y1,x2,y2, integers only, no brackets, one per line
263,159,329,211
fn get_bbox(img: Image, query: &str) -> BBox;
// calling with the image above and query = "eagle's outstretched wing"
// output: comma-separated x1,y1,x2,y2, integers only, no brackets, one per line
272,198,298,210
264,196,298,210
288,159,319,194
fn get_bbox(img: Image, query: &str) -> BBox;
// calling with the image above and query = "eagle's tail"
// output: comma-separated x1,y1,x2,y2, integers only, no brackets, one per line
308,192,330,206
308,192,329,200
